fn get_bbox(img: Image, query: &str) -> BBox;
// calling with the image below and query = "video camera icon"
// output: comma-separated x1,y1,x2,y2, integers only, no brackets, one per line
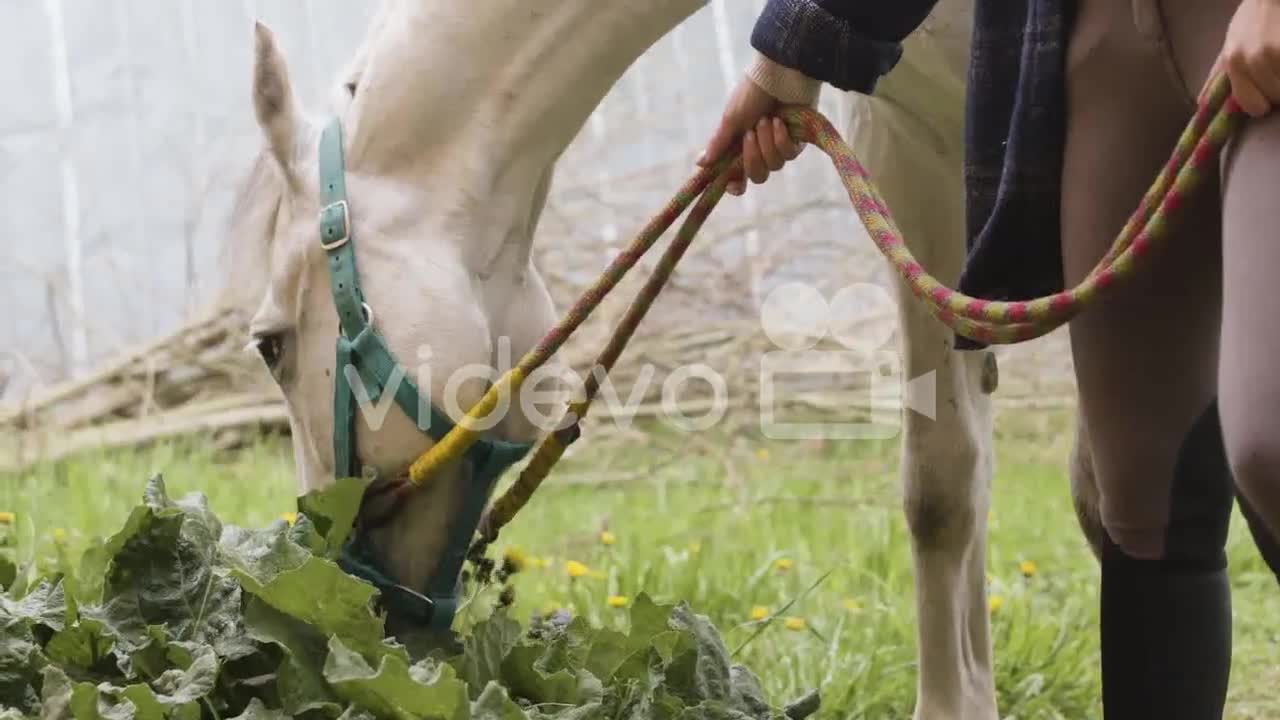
757,282,936,440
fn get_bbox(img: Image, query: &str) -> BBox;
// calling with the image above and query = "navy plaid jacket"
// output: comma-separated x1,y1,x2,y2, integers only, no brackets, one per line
751,0,1074,350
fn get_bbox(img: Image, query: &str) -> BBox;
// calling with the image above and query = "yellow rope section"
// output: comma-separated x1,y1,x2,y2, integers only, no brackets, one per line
406,367,527,485
479,400,589,540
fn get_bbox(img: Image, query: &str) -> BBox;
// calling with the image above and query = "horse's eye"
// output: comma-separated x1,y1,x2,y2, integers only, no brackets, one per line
254,333,284,371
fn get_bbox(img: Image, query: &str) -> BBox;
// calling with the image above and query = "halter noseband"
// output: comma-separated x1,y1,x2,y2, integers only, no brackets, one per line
316,116,532,632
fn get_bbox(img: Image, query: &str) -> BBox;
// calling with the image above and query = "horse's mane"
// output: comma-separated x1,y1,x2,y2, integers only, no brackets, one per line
215,149,284,317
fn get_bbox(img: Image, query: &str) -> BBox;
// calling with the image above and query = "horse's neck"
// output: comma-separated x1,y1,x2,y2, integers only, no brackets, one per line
339,0,706,273
346,0,706,168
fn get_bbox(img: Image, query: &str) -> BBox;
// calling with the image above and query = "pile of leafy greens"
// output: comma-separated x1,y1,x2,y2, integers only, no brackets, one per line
0,476,819,719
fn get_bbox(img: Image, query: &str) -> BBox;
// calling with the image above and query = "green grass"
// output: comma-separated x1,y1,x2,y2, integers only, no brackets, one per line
3,407,1278,719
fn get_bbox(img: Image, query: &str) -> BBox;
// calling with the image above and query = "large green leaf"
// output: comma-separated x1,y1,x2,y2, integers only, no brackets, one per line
322,636,469,720
241,596,342,717
296,478,368,557
1,579,68,632
499,616,601,708
220,521,393,664
453,611,522,696
75,476,246,663
663,603,733,705
39,665,76,719
41,648,217,720
470,683,529,719
583,593,674,685
0,619,43,712
139,646,219,712
227,698,291,720
43,615,117,676
0,580,71,712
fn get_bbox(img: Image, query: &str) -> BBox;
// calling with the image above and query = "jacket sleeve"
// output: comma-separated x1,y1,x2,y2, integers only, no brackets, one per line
747,0,941,102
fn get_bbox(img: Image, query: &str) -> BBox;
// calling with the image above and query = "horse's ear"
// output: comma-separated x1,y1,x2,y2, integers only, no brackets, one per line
252,21,302,184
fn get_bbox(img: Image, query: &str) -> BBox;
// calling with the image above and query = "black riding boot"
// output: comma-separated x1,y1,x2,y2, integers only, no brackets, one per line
1101,540,1232,719
1100,401,1234,720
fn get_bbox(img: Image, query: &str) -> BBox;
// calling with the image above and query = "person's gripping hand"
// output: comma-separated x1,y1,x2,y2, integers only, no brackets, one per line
698,76,803,196
698,55,819,196
1202,0,1280,116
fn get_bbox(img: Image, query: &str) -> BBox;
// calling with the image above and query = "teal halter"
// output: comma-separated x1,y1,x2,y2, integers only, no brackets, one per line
316,116,533,631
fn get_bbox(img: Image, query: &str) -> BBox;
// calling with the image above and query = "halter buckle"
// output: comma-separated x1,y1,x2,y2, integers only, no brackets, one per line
320,200,351,250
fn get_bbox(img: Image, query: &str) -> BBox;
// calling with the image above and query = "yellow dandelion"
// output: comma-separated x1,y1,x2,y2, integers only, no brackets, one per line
533,557,551,569
0,512,14,525
566,560,589,579
989,595,1005,613
52,528,67,544
607,595,629,608
1019,559,1038,578
503,546,529,572
843,598,863,612
775,558,793,572
783,617,806,631
600,531,616,546
688,540,702,555
755,448,771,462
280,512,297,526
750,605,769,621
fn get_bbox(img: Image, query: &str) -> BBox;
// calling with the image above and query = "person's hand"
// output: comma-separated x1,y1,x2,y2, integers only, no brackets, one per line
1202,0,1280,116
698,75,804,196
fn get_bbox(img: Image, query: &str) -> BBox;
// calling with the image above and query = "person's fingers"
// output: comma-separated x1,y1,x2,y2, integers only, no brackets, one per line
773,117,802,160
1237,76,1270,116
1247,50,1280,107
699,115,738,167
727,164,747,196
1227,57,1272,116
743,130,769,185
697,76,792,195
756,118,785,172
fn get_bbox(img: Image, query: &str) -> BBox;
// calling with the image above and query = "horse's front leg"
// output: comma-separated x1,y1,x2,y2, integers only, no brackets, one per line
843,6,998,717
896,296,999,720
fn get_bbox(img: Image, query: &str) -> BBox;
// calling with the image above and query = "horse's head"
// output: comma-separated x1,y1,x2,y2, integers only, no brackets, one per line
223,3,700,627
230,22,515,496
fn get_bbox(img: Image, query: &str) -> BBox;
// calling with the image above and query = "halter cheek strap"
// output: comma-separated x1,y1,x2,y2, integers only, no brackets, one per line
315,117,532,631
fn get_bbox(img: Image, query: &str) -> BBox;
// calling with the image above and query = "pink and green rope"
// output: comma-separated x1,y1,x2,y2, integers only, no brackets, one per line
789,72,1244,344
407,72,1245,534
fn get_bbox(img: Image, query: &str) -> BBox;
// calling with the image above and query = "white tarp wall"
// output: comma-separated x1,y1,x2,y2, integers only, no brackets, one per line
14,0,1075,416
2,1,384,393
5,0,880,399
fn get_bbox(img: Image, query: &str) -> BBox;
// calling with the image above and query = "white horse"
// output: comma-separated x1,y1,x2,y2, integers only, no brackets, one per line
225,0,1019,717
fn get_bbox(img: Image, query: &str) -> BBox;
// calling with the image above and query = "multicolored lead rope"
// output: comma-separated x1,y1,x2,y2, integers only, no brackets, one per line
400,72,1244,543
810,71,1244,345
